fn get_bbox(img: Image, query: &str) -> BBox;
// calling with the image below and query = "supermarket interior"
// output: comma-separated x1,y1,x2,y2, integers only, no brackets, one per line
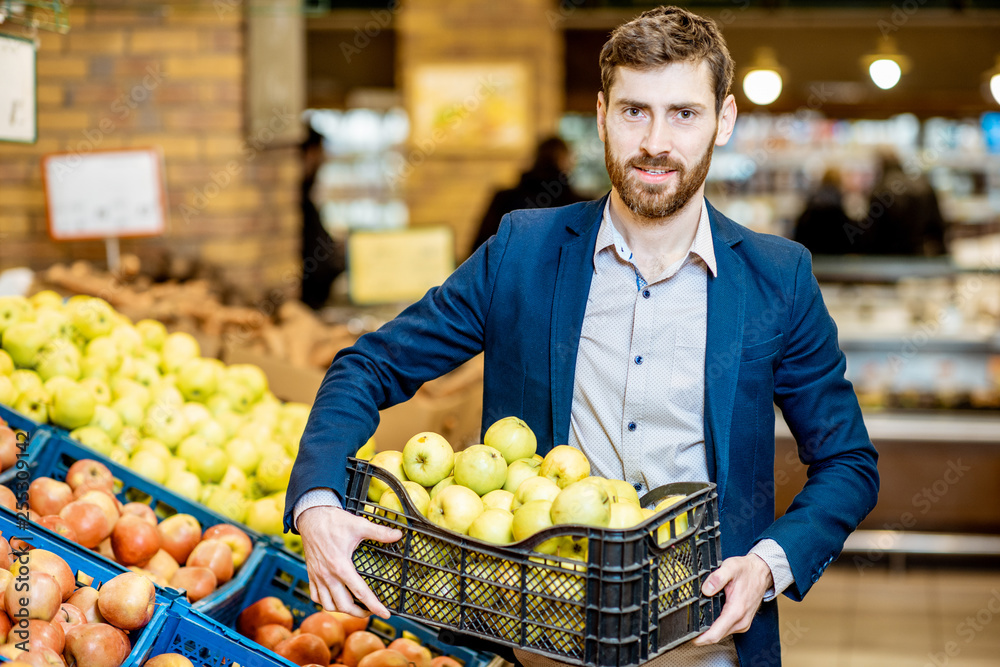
1,1,1000,666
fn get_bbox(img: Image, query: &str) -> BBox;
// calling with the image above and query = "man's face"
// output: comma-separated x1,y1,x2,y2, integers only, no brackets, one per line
597,61,735,221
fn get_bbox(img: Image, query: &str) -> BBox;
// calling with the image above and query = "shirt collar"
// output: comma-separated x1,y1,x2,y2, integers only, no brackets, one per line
594,197,718,278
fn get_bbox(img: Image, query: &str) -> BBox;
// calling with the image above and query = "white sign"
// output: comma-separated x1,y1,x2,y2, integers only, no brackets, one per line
0,32,36,144
42,149,167,240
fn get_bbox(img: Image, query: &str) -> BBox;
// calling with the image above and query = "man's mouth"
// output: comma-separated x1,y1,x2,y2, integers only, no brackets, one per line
633,165,677,181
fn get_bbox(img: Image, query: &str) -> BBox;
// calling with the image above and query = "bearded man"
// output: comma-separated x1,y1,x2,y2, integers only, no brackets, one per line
285,6,878,667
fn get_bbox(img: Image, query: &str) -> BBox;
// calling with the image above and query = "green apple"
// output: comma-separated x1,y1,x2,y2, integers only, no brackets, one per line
196,418,228,447
43,375,76,397
205,487,248,523
245,497,283,535
355,438,376,461
177,434,209,468
550,479,611,528
283,533,303,554
131,360,161,390
608,501,645,529
80,377,112,405
555,535,589,564
511,499,558,554
84,336,122,373
654,495,689,544
225,364,268,402
484,416,537,464
89,404,123,440
28,290,62,309
165,470,202,501
481,489,515,512
206,393,234,416
453,444,507,496
468,507,514,544
68,297,115,340
2,321,49,369
166,457,187,475
141,405,189,448
607,478,641,506
79,356,110,381
0,296,32,334
49,382,96,430
69,425,115,455
180,402,212,429
107,446,129,466
9,369,42,394
427,484,483,535
135,319,167,350
224,437,260,475
379,480,431,523
218,464,247,492
159,332,200,374
135,437,172,462
512,476,561,511
0,375,16,405
111,377,151,408
540,445,591,489
150,384,184,411
256,453,293,493
109,324,143,356
402,431,455,487
111,396,146,429
36,341,81,381
32,307,74,340
116,425,142,452
429,476,456,499
136,348,161,369
15,387,48,420
128,450,168,484
0,350,14,375
235,420,273,448
367,450,408,503
177,358,219,403
502,457,541,493
216,378,253,413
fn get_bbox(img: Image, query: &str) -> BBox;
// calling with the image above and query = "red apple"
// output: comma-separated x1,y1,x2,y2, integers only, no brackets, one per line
75,490,120,532
59,501,111,548
98,572,156,630
5,572,62,621
0,613,10,643
341,631,385,667
27,479,73,517
0,486,17,511
111,515,162,566
38,515,79,543
387,638,431,667
55,603,86,634
357,649,409,667
430,657,463,667
201,524,252,569
185,539,233,584
0,427,17,470
67,587,104,624
23,619,64,653
275,633,331,667
144,550,179,583
169,567,217,604
0,643,21,661
0,535,12,569
15,646,65,667
65,459,114,493
95,537,117,561
331,612,368,637
253,623,292,650
299,612,345,656
64,623,131,667
0,570,12,613
120,502,157,526
237,596,293,636
11,549,74,601
157,514,202,565
143,655,195,666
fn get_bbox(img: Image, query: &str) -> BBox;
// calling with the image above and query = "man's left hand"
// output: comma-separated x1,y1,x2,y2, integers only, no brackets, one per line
691,554,773,646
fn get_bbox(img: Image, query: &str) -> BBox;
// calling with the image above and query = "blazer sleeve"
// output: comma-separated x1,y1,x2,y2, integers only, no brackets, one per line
759,247,880,600
283,216,514,533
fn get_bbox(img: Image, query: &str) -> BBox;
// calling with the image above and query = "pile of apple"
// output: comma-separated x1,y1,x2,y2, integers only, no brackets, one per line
0,292,307,552
237,596,465,667
366,417,689,562
13,458,254,605
0,419,23,476
0,530,157,667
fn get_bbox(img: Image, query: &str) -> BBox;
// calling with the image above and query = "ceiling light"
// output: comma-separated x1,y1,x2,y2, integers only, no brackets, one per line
742,48,784,106
986,55,1000,106
861,37,910,90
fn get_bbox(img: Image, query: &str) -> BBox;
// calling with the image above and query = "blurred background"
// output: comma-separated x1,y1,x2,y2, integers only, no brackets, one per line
1,1,1000,665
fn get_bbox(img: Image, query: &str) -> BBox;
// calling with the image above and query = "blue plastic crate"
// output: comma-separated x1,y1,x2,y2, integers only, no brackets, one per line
200,545,496,667
0,402,53,485
1,433,272,612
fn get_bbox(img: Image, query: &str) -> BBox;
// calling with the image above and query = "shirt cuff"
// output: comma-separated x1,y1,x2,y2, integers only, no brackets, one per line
293,487,342,530
749,538,795,602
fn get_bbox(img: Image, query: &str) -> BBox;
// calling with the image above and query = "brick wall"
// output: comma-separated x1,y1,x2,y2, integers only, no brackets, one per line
397,0,563,259
0,2,301,302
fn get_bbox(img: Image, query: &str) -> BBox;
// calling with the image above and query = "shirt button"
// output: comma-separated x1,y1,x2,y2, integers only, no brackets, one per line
627,422,637,432
633,482,642,491
634,355,643,365
642,289,651,299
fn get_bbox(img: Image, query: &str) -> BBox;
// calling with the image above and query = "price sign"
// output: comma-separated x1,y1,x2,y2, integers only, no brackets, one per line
0,32,36,144
348,227,455,305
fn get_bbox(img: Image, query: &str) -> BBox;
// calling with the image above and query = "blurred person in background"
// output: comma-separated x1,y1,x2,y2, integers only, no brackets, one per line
792,168,854,255
856,148,947,256
470,136,586,254
299,127,345,310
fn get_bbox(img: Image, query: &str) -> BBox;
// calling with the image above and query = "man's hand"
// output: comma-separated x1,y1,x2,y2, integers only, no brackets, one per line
691,554,773,646
297,505,402,619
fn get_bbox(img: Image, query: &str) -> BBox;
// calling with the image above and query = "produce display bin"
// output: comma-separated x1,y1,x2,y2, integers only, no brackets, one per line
201,544,498,667
344,457,722,667
2,432,271,611
0,402,54,485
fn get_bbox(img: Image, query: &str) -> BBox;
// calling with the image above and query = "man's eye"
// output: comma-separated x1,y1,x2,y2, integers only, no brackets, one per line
626,108,641,117
679,110,693,119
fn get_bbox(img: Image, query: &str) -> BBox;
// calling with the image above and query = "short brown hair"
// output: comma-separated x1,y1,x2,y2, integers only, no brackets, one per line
599,6,734,115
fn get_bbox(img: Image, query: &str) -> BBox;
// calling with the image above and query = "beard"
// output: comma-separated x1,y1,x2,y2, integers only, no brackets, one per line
605,136,714,221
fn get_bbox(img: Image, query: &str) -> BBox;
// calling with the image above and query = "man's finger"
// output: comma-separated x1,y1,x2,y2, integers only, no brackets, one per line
702,559,737,596
361,521,402,544
333,578,376,618
343,569,390,619
309,580,319,605
692,602,741,645
317,579,337,613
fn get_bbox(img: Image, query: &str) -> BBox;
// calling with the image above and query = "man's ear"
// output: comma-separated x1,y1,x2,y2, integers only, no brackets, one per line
596,91,608,143
715,93,737,147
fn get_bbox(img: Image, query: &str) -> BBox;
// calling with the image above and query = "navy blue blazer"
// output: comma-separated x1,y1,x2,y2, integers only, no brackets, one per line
286,195,879,666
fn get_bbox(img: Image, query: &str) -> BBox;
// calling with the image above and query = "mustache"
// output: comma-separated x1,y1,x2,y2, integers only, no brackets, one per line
627,156,683,171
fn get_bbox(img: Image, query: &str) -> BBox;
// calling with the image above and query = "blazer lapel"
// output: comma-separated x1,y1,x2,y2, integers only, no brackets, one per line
705,203,746,508
549,196,606,445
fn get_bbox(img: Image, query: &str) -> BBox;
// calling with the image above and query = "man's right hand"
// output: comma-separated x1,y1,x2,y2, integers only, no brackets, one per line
297,505,402,619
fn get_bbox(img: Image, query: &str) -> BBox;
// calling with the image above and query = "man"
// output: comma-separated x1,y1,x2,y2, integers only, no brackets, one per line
285,6,879,667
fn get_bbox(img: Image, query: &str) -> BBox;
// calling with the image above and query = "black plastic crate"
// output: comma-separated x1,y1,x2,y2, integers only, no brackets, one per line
343,457,722,667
